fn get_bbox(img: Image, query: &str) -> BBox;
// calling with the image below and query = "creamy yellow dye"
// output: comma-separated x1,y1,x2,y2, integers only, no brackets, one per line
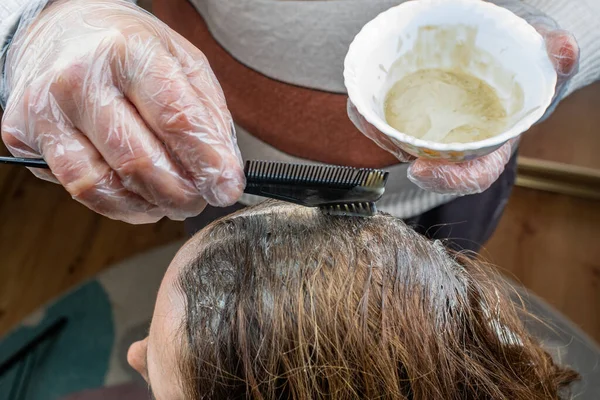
384,68,507,143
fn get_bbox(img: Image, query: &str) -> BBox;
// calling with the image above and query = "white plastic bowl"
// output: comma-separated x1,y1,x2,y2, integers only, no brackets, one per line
344,0,556,161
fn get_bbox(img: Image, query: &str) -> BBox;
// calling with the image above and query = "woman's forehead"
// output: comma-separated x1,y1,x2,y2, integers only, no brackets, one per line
172,233,206,271
147,244,189,399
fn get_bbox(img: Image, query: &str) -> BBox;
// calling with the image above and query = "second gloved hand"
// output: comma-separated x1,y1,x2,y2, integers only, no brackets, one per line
1,0,245,223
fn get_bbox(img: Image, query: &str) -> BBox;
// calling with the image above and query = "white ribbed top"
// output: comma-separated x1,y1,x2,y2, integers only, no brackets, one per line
0,0,30,46
0,0,29,20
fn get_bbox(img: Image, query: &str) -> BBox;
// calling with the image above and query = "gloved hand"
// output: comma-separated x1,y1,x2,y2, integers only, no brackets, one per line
348,1,580,196
0,0,245,224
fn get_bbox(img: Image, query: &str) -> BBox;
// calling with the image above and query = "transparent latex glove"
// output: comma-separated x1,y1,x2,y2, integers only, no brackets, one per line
348,1,579,196
0,0,245,224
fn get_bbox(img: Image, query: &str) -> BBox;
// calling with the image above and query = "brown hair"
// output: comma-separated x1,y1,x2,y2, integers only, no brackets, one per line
177,200,578,399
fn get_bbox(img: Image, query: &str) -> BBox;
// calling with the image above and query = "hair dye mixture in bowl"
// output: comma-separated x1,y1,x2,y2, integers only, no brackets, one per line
381,25,525,145
385,68,508,143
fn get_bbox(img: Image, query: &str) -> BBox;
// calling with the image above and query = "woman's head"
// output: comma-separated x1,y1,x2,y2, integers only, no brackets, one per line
128,200,577,399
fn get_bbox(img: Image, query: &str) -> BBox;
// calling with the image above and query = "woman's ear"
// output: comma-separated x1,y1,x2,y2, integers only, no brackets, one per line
127,338,149,382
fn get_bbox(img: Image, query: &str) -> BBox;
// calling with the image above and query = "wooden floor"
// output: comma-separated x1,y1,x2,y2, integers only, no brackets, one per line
0,150,184,334
483,187,600,341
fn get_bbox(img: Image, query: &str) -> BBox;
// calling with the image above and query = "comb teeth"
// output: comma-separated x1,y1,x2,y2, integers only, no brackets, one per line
319,202,377,217
245,160,388,188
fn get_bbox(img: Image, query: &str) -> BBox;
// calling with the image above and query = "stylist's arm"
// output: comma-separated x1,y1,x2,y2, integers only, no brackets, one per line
0,0,245,224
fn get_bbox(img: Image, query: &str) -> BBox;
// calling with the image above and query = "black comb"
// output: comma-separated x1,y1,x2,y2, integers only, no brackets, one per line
244,160,388,217
0,157,389,217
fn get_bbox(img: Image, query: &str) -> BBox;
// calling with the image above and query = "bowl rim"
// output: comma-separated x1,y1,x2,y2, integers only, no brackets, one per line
343,0,557,153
